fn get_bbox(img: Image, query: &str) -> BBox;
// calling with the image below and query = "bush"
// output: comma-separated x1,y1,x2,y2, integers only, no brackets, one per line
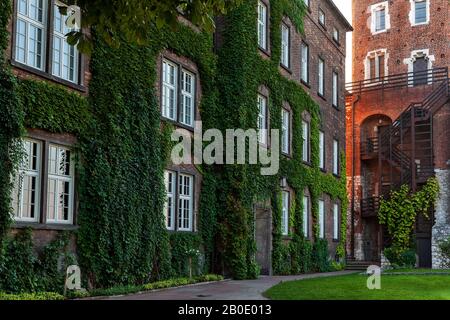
312,239,331,272
384,247,416,268
0,292,65,300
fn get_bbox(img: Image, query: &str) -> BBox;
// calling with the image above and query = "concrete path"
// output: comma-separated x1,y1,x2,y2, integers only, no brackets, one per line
98,271,354,300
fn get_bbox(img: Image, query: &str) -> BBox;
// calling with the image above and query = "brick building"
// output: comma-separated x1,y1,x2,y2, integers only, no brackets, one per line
346,0,450,268
0,0,351,286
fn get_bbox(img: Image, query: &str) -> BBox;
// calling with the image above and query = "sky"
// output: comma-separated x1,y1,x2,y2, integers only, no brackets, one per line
332,0,353,82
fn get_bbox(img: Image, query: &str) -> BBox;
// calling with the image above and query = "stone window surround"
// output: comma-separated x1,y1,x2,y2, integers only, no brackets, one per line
409,0,430,27
403,49,435,86
369,1,391,35
364,48,389,81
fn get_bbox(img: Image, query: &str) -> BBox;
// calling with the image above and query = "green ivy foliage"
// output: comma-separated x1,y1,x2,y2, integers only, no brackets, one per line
379,177,440,260
212,0,347,277
0,229,74,294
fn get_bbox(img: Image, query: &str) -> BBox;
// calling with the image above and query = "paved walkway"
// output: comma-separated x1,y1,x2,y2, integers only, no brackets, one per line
98,271,354,300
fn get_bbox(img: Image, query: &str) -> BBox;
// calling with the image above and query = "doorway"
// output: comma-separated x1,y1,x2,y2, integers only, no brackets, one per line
254,205,272,275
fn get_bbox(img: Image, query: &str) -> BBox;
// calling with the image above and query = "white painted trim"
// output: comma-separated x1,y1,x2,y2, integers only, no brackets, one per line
409,0,430,26
369,1,390,35
403,49,435,86
364,48,389,81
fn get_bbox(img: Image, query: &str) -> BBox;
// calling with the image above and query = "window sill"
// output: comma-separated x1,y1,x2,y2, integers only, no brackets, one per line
320,168,327,173
10,60,86,93
258,46,271,58
303,161,312,167
301,80,311,88
280,64,292,74
167,230,197,234
319,23,326,30
318,93,327,101
332,238,340,243
332,104,340,111
13,222,78,231
332,39,341,46
161,117,195,132
333,173,341,179
282,235,293,241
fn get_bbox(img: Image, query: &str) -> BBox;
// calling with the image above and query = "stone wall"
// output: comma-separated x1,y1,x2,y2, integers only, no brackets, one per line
432,169,450,268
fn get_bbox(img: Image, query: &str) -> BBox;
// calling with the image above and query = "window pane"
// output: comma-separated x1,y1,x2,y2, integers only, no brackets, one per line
302,121,309,162
415,1,427,23
257,2,267,49
301,43,309,82
258,95,267,144
303,196,308,237
281,109,290,153
333,72,338,106
319,200,325,238
319,131,325,169
333,139,339,175
333,204,339,240
281,191,289,235
162,61,178,121
318,59,324,95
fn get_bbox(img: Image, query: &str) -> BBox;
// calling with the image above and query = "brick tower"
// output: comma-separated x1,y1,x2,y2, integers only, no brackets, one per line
346,0,450,268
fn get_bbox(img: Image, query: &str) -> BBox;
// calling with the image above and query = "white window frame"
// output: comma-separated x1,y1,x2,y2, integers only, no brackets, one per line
318,58,324,96
333,139,339,176
303,195,309,238
370,2,390,34
257,94,268,145
164,170,176,230
318,9,325,26
333,203,339,240
281,108,290,154
301,42,309,83
332,71,338,107
318,199,325,239
15,0,48,71
257,1,268,50
409,0,430,26
302,120,310,163
46,144,74,225
280,23,290,68
12,139,42,222
180,69,196,127
178,173,194,232
319,131,325,170
404,49,435,86
162,59,178,121
333,27,339,43
281,191,289,236
364,49,388,81
52,2,79,83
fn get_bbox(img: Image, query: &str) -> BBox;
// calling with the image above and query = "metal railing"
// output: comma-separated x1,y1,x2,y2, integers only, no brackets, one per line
361,197,380,218
360,137,379,158
346,67,449,94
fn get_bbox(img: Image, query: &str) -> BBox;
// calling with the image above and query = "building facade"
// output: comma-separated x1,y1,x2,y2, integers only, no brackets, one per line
346,0,450,268
0,0,350,291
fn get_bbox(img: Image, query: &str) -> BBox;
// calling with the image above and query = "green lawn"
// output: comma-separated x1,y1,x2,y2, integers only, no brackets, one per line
265,273,450,300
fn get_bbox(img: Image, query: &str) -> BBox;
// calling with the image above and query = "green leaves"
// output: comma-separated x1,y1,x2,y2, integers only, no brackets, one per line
379,178,440,255
59,0,243,53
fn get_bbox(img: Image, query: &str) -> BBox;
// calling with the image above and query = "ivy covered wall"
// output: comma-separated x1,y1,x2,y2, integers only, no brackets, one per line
0,0,348,293
212,0,348,278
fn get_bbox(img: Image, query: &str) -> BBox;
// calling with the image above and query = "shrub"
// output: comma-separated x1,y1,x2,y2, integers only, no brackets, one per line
384,247,416,268
312,239,331,272
0,292,65,300
438,237,450,268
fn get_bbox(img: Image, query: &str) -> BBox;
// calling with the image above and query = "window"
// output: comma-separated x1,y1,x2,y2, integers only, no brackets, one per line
257,94,268,145
301,42,309,84
302,195,309,238
12,139,41,222
318,199,325,239
375,8,386,31
164,171,176,230
52,4,79,82
12,138,75,225
411,0,429,25
370,2,390,34
257,1,268,50
281,108,290,154
302,120,310,163
333,139,339,175
319,131,325,170
318,9,325,26
303,0,310,8
161,59,196,127
333,27,340,44
178,173,194,231
365,50,387,80
281,191,289,236
14,1,81,84
164,171,194,232
332,71,338,107
280,23,290,68
318,58,324,96
47,144,74,224
333,203,339,240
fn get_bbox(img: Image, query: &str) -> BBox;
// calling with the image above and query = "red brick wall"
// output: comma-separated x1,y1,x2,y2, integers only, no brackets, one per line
352,0,450,82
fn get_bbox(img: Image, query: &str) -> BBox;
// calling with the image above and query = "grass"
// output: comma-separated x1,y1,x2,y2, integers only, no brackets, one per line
383,268,450,274
265,273,450,300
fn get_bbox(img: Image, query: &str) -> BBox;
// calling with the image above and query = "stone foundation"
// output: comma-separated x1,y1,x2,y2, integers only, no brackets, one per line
432,169,450,268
